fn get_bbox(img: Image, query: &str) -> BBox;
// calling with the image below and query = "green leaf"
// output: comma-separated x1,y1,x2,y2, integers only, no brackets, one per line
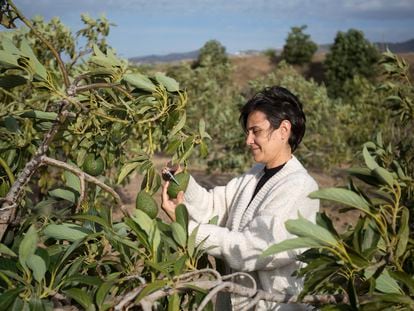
64,288,95,310
19,110,57,121
363,145,379,170
18,225,38,271
2,37,20,54
150,225,161,256
173,255,187,275
175,204,188,234
92,44,106,59
346,167,379,186
48,188,77,203
315,212,339,237
389,271,414,295
285,215,339,247
168,292,181,311
396,207,409,259
187,225,199,257
96,280,116,308
155,72,180,92
72,214,111,229
0,50,20,68
26,254,46,283
117,161,140,184
0,243,17,257
19,39,47,80
0,288,23,311
372,167,394,187
309,188,371,213
123,73,156,92
198,119,211,139
208,215,219,225
43,224,89,242
63,275,103,287
262,237,327,257
131,209,154,236
362,294,414,308
199,141,209,158
64,170,81,193
0,75,27,88
169,111,186,137
29,298,53,311
171,222,187,248
375,270,403,294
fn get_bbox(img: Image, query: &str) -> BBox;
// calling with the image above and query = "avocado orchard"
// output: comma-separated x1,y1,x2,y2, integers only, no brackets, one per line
1,1,414,310
0,2,340,310
0,1,217,309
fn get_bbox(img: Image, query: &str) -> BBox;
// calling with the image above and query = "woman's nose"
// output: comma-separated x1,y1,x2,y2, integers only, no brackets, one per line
245,132,254,145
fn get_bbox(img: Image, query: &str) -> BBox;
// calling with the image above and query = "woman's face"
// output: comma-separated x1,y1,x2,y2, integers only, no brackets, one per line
245,110,291,168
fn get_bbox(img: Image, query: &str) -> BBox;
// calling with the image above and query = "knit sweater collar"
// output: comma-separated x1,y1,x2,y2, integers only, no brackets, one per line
232,155,305,231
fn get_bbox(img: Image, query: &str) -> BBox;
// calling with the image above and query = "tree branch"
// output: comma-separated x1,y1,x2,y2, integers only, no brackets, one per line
113,272,349,310
40,156,130,217
0,100,70,239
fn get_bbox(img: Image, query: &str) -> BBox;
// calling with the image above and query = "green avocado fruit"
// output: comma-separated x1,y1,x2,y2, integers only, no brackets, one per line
167,172,190,199
135,190,158,219
83,153,105,176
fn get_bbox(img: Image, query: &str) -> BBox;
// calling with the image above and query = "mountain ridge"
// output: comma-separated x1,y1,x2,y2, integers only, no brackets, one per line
129,38,414,64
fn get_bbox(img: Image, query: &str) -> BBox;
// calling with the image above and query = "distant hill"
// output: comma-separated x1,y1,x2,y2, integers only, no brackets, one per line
318,38,414,54
130,38,414,64
129,50,199,64
375,38,414,53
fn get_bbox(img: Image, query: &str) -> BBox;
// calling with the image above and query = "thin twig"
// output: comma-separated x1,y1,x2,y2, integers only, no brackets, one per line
76,172,86,212
240,292,264,311
40,156,130,217
76,83,134,100
7,0,70,88
222,271,257,292
197,281,234,311
173,268,222,282
114,284,146,311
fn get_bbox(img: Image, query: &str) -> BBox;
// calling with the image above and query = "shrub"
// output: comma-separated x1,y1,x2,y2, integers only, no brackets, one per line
193,39,229,68
280,25,317,65
325,29,380,98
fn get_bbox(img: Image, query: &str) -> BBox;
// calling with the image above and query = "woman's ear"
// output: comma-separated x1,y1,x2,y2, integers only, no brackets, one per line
280,120,291,140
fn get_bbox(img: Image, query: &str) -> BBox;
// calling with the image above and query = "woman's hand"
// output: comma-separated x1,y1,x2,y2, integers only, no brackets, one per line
161,180,184,222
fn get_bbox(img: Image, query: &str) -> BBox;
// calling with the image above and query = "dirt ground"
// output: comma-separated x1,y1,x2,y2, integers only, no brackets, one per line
116,155,360,233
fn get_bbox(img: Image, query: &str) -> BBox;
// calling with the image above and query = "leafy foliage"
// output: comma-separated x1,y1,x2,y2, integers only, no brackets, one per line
325,29,380,98
166,46,245,172
0,3,213,309
263,52,414,309
193,39,229,68
281,25,318,65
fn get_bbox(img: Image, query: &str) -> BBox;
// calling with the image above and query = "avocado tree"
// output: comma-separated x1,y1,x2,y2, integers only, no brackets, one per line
2,1,401,309
264,52,414,309
325,29,380,98
280,25,317,65
193,39,229,68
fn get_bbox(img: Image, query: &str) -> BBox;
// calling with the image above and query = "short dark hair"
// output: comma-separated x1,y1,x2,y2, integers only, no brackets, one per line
239,86,306,152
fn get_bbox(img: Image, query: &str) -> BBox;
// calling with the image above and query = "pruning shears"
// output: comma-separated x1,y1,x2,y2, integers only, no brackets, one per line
162,168,180,186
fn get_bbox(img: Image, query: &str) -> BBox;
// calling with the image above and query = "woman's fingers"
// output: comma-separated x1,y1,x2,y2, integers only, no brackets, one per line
161,181,177,221
176,191,184,204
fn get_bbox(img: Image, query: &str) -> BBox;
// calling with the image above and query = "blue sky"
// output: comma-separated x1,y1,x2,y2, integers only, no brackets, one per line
11,0,414,58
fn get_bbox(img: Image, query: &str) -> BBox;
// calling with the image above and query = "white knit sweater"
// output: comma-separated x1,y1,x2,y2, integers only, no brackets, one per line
184,156,319,310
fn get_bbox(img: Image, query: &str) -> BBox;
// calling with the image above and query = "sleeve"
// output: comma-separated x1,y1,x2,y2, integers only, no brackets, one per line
188,175,320,272
183,175,241,226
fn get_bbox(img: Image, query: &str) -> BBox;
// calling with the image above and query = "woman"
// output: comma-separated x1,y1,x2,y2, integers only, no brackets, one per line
162,86,319,310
